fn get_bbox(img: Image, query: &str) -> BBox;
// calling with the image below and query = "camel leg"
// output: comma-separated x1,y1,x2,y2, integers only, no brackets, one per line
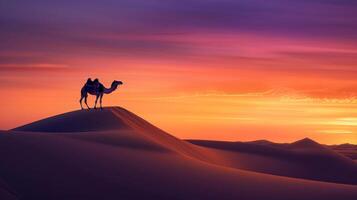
94,94,99,109
84,95,90,110
99,94,103,110
79,96,84,110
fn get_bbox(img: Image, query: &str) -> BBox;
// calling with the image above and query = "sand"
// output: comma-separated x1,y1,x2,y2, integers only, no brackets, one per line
0,107,356,199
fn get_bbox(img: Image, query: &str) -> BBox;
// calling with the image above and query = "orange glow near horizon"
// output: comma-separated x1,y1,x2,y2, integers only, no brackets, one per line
1,33,357,145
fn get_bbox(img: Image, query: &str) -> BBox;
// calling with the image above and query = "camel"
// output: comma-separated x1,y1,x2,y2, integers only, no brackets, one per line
80,79,123,110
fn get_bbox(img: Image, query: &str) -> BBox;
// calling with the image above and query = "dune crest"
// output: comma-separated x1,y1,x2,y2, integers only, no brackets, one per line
13,108,131,132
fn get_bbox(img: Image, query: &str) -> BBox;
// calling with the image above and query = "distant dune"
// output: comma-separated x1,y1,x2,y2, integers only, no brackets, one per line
329,143,357,160
188,138,357,185
1,107,357,199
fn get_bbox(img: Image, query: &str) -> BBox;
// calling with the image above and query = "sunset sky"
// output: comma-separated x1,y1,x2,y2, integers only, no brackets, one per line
1,0,357,144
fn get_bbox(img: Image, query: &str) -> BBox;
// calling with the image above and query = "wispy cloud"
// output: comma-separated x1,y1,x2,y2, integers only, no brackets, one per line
0,64,71,73
319,130,354,134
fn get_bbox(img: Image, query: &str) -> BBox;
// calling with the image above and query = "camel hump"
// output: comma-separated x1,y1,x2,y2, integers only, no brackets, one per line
86,78,93,85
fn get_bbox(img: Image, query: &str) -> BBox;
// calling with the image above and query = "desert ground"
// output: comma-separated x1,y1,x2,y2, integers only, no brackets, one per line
1,107,357,199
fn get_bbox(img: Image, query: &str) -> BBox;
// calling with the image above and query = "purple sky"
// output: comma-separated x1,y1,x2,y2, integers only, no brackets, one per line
1,0,356,51
0,0,356,75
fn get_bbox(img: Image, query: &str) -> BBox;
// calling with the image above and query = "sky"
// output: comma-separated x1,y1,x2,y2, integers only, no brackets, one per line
1,0,357,144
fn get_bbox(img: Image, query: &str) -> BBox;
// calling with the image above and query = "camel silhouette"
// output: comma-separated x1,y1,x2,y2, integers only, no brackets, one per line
80,79,123,110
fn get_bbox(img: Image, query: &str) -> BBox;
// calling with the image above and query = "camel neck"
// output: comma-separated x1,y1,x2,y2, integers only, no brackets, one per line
104,84,118,94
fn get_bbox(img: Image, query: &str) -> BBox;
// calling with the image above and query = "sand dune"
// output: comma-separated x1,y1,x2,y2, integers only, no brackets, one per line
189,138,357,185
13,107,220,163
1,107,357,199
329,144,357,160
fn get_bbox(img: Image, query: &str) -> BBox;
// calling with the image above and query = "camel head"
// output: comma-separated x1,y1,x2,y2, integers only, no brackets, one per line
112,80,123,87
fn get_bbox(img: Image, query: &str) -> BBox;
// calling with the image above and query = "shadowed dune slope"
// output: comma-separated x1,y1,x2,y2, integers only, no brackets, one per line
188,139,357,185
0,188,17,200
0,179,17,200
